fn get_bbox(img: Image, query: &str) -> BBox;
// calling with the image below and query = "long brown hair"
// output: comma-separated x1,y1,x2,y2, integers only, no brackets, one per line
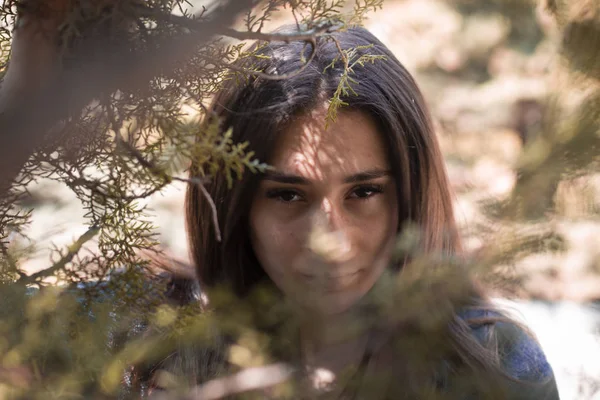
181,26,555,398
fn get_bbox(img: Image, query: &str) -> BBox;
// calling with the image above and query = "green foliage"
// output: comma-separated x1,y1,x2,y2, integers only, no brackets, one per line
324,43,386,125
189,121,271,189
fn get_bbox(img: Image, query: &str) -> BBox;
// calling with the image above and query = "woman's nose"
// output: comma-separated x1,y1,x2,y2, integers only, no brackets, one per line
307,201,352,263
319,198,341,231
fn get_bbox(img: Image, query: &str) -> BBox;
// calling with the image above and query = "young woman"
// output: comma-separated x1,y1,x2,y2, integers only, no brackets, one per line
153,26,560,399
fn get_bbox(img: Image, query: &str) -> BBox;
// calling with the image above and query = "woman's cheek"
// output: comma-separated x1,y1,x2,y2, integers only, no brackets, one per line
258,220,303,275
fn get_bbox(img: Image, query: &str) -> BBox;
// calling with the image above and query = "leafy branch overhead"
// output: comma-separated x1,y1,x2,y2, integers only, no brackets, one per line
0,0,381,291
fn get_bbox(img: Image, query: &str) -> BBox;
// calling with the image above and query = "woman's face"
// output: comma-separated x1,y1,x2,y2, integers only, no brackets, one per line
249,108,399,315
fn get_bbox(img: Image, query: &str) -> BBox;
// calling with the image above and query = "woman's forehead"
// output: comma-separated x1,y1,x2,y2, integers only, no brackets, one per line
269,108,390,180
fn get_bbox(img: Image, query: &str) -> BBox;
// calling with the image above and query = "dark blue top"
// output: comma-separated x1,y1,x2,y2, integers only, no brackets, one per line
459,308,560,399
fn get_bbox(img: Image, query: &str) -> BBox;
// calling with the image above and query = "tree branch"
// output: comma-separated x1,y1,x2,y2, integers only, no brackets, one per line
203,42,317,81
139,6,340,43
114,135,223,242
104,96,221,242
137,5,338,81
17,225,100,285
0,0,255,199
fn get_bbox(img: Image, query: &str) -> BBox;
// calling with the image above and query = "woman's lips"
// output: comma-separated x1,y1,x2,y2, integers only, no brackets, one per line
298,269,362,292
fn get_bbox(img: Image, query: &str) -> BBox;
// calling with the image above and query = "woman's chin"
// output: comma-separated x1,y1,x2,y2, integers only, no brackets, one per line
299,289,363,316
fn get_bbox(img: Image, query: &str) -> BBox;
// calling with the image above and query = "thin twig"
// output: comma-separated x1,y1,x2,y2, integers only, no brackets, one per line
219,24,340,42
291,6,302,32
17,225,100,285
137,5,340,43
112,127,223,242
203,37,316,81
137,5,336,81
174,176,222,242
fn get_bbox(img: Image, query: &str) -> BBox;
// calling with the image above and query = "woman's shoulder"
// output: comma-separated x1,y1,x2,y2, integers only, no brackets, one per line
458,307,555,383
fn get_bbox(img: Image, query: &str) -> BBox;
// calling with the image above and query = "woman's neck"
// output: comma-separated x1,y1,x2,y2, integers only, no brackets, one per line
300,310,356,346
298,308,370,371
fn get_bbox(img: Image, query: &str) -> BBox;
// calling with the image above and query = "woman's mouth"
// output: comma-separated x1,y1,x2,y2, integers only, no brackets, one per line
299,269,362,292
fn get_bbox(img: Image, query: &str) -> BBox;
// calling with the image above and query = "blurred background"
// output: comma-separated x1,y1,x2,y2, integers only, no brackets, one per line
16,0,600,398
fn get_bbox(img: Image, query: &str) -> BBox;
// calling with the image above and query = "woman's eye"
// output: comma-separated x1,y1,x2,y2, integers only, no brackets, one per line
266,189,303,203
348,185,384,199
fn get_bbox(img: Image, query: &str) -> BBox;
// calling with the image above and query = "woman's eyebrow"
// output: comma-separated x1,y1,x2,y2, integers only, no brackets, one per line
262,169,391,184
262,172,310,185
343,169,391,184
